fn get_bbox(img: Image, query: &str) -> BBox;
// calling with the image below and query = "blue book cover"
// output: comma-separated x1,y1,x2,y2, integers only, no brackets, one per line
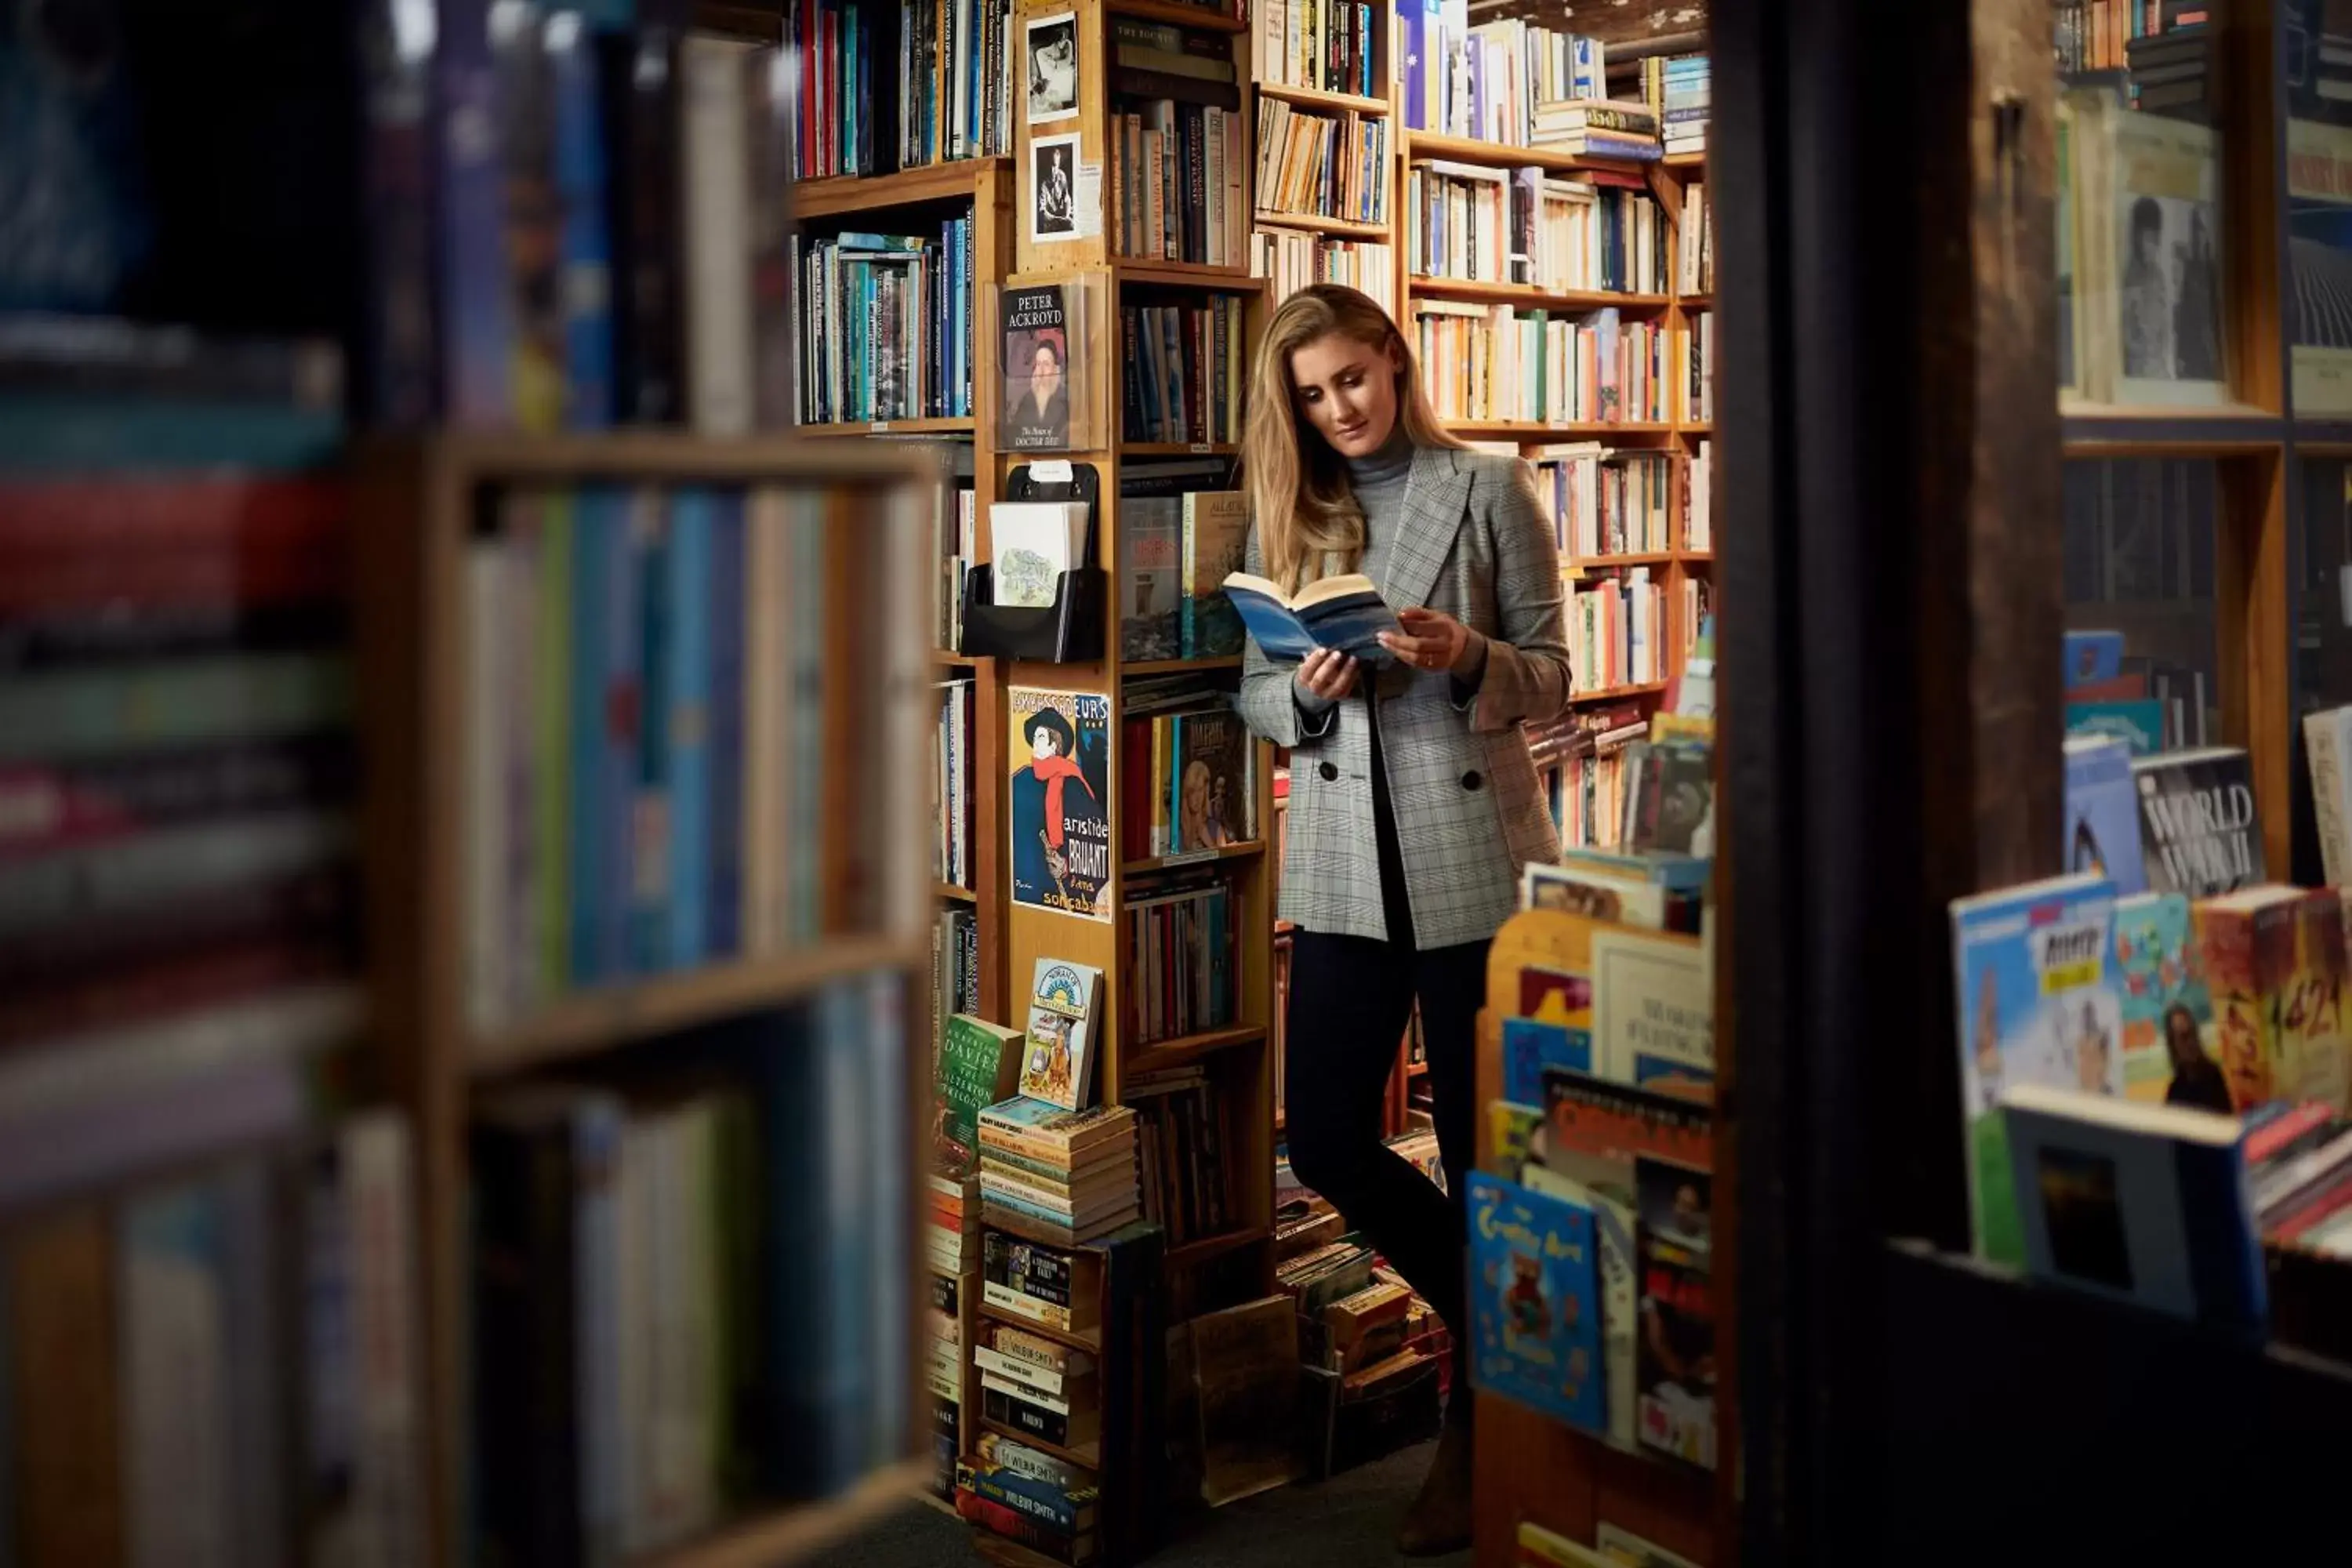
631,489,671,972
2002,1083,2265,1330
2066,698,2165,756
819,980,876,1478
1468,1171,1606,1434
1223,572,1402,665
2063,629,2125,689
437,0,516,426
1950,871,2122,1266
568,487,612,984
600,489,642,979
2063,733,2148,895
1398,0,1428,127
1503,1017,1594,1104
703,492,746,960
666,488,713,968
572,1094,625,1568
550,13,616,430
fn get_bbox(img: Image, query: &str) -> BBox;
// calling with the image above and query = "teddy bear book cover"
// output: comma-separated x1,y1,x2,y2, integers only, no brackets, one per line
1468,1171,1605,1434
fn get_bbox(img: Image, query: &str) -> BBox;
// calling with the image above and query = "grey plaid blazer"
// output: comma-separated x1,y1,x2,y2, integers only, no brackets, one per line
1238,445,1573,949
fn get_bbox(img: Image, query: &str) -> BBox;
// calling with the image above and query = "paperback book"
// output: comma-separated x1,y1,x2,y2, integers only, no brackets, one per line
1467,1171,1606,1434
1221,572,1401,664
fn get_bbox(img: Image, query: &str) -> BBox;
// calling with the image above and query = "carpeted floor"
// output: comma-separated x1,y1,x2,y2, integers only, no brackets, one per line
822,1439,1471,1567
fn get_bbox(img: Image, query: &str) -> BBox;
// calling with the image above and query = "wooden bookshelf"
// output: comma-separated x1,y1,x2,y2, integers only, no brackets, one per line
1254,210,1392,241
353,434,938,1566
1256,81,1392,116
793,155,1011,219
797,416,980,438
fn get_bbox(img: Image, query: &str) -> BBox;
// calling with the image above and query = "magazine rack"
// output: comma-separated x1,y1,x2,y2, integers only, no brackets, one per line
960,463,1105,662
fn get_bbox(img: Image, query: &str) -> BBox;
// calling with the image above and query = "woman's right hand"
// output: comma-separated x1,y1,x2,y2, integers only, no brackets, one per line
1294,648,1359,702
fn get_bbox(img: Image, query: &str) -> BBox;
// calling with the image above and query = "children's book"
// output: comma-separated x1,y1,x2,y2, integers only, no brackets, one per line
1529,1149,1638,1447
1948,871,2122,1266
2109,892,2215,1105
1019,957,1104,1111
1467,1171,1606,1434
1220,571,1403,665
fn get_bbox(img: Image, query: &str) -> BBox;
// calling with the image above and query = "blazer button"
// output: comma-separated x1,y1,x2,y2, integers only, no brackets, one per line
1461,770,1483,791
1318,760,1339,782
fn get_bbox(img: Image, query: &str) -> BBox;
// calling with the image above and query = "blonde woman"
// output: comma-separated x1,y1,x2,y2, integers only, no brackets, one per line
1236,285,1572,1552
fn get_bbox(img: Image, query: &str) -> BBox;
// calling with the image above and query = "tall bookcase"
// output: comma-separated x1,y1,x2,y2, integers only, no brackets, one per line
990,0,1282,1321
353,433,939,1568
791,154,1020,1028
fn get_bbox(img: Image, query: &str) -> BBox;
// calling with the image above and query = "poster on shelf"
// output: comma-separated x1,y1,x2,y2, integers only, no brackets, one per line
1008,687,1113,920
1025,12,1080,123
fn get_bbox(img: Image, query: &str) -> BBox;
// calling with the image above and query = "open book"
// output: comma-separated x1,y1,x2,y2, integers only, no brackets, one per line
1221,572,1400,664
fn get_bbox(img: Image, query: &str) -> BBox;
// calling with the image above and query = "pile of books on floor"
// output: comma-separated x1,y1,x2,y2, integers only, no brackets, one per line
957,1428,1102,1565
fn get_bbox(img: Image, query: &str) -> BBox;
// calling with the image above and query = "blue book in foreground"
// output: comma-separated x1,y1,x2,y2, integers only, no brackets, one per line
2001,1081,2266,1330
1468,1171,1606,1434
1223,571,1402,665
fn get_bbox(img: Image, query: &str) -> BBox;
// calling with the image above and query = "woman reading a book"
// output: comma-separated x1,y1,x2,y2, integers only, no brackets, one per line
1235,284,1572,1555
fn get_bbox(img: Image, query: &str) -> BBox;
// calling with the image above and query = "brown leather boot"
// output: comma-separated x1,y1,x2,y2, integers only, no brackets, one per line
1395,1406,1474,1556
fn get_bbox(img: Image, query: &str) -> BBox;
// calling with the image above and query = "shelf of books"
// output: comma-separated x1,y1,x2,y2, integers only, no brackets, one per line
353,432,939,1568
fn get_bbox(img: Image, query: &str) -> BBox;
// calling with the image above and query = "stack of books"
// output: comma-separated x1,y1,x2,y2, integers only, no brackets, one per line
978,1101,1142,1245
1278,1236,1377,1316
976,1318,1103,1454
1641,53,1711,158
931,1171,983,1276
956,1428,1102,1565
1528,98,1661,162
926,1273,967,1498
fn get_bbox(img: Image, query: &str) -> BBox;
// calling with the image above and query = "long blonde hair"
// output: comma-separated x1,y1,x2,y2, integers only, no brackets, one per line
1242,285,1465,593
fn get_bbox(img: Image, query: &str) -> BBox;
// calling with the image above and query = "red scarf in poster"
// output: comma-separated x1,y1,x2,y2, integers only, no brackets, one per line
1033,753,1094,847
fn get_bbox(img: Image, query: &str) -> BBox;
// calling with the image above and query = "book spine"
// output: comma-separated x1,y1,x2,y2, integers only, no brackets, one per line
982,1381,1076,1448
682,37,755,435
550,13,616,430
575,1098,626,1568
0,654,351,764
703,495,746,958
956,1487,1094,1565
0,736,353,858
121,1181,234,1568
604,493,646,979
470,1108,580,1566
6,1210,124,1567
346,1116,423,1568
437,0,515,426
746,47,795,430
603,13,684,423
666,490,713,967
2312,711,2350,890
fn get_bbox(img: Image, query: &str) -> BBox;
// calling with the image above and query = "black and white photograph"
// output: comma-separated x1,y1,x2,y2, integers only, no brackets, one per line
1030,132,1081,243
2107,107,2227,404
1025,11,1079,124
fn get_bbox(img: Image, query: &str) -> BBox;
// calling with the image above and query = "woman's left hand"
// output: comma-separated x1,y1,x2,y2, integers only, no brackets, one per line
1380,607,1475,673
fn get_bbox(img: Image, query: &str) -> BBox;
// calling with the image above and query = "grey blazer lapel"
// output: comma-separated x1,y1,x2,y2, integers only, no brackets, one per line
1378,445,1472,615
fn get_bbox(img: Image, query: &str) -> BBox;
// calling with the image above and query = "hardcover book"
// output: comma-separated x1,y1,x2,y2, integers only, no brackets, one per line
2135,747,2260,899
1118,497,1183,659
1949,871,2122,1265
2000,1083,2266,1330
1167,706,1254,853
1179,491,1250,656
1467,1171,1606,1434
2063,732,2148,895
1000,282,1083,451
1220,571,1402,665
936,1014,1025,1174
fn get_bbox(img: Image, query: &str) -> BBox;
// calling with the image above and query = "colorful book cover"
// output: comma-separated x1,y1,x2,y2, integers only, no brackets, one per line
1633,1185,1714,1471
1000,283,1076,451
1467,1172,1606,1435
2135,748,2262,898
2286,890,2349,1109
1539,1069,1712,1175
937,1015,1025,1174
1527,1149,1638,1447
1118,496,1183,661
1179,491,1250,657
2063,629,2125,688
1022,958,1105,1111
2196,886,2300,1112
2063,732,2148,895
1170,706,1251,852
2111,892,2217,1105
1950,871,2122,1265
1487,1102,1544,1182
1008,689,1113,921
1503,1017,1593,1105
2066,698,2165,756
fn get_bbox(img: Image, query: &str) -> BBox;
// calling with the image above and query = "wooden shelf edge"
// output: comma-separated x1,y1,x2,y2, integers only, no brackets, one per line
1113,259,1266,290
469,932,927,1077
1121,840,1267,875
1105,0,1249,31
933,648,995,666
790,158,1007,219
1253,210,1390,240
1443,421,1678,440
1255,80,1392,115
1567,681,1671,704
1565,552,1675,568
973,1300,1104,1353
1121,654,1243,674
1406,275,1673,311
1406,129,1666,176
1167,1224,1272,1269
1119,441,1239,456
976,1416,1103,1472
938,881,978,903
1126,1024,1268,1073
640,1456,931,1568
795,417,977,439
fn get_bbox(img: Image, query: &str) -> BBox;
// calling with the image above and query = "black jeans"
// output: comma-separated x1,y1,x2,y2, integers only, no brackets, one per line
1284,697,1486,1410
